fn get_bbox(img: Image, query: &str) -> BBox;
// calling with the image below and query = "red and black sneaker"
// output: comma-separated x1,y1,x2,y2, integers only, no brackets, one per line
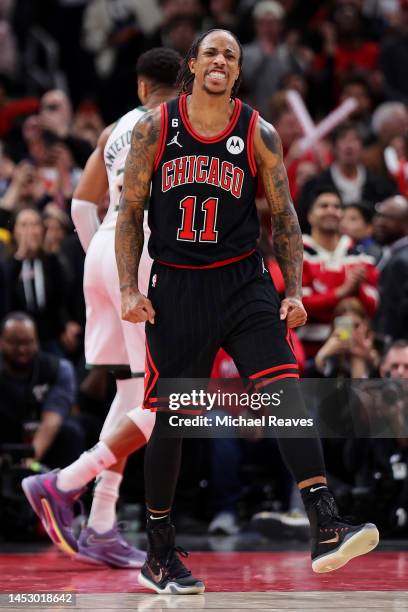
306,489,379,573
138,524,205,594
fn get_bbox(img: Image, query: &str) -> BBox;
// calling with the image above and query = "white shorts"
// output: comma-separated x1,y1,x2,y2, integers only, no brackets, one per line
84,212,152,374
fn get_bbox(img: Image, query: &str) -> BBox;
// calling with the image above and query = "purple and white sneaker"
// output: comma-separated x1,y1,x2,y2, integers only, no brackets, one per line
76,526,146,568
21,469,84,557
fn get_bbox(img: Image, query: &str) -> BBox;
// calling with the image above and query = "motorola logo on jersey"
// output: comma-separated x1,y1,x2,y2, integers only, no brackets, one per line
226,136,244,155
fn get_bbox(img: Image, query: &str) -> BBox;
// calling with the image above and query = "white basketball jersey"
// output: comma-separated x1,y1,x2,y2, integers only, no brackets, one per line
101,106,147,231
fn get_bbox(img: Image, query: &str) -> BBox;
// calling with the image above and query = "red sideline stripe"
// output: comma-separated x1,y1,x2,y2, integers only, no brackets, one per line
249,363,299,379
179,94,242,144
247,110,259,176
144,352,150,400
144,340,159,405
156,249,255,270
254,373,299,390
285,325,297,361
153,103,168,171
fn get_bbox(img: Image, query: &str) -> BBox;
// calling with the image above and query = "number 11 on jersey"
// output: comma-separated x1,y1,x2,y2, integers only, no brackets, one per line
177,196,219,243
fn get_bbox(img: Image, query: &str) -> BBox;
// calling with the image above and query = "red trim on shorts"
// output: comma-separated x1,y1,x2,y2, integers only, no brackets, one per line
144,398,205,415
285,325,297,361
249,363,298,379
161,407,205,415
254,373,299,390
144,396,158,412
144,340,159,409
153,103,168,171
149,397,202,408
155,249,255,270
179,94,242,144
144,395,158,412
247,110,258,176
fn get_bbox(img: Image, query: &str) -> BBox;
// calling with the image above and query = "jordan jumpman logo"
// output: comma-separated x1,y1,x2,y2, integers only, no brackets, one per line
167,131,183,148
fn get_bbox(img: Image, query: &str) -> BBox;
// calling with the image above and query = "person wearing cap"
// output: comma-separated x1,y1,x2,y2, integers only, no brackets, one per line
241,0,303,117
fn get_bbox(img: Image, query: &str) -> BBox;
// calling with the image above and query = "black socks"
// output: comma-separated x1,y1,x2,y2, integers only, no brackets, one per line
146,511,171,530
300,483,329,508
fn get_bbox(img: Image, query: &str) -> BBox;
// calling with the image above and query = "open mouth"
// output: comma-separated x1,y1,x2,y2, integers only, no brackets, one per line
206,71,227,83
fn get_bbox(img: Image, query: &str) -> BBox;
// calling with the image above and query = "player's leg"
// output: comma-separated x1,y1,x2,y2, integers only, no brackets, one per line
21,376,153,564
139,262,221,594
75,374,155,567
223,252,379,573
78,226,154,553
21,261,128,558
73,228,159,564
21,387,150,560
69,234,156,563
22,232,154,564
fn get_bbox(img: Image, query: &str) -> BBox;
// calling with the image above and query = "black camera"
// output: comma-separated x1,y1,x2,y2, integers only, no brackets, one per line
0,444,40,541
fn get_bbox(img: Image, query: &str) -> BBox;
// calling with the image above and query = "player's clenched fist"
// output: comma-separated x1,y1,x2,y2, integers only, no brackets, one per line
279,297,307,328
121,288,155,324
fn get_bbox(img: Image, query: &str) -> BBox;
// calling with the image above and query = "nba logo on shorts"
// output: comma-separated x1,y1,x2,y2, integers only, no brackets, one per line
226,136,244,154
152,274,157,287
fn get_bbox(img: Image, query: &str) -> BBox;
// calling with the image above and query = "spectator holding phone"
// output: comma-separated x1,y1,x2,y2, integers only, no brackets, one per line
313,298,378,378
311,298,379,501
0,91,94,224
0,160,47,230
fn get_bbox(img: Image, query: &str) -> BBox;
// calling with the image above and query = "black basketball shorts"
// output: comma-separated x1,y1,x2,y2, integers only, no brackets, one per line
144,251,299,408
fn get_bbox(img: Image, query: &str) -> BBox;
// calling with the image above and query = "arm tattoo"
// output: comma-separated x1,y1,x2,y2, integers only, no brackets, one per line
115,110,160,291
257,118,303,298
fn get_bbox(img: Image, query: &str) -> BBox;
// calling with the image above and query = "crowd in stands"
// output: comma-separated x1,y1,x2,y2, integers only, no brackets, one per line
0,0,408,539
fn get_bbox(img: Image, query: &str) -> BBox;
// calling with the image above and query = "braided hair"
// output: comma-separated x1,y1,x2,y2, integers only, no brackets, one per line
176,29,243,99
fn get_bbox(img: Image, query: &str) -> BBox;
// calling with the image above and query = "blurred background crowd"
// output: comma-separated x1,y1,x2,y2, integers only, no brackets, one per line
0,0,408,544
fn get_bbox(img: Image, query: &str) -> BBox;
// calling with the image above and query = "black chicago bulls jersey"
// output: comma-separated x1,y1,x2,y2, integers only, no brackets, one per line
148,94,259,267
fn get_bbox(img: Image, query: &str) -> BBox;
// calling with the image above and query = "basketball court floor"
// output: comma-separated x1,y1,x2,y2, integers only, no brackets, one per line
0,535,407,611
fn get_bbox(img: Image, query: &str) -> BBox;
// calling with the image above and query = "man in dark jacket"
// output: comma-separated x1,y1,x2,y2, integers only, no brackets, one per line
0,311,84,467
3,208,77,355
374,196,408,341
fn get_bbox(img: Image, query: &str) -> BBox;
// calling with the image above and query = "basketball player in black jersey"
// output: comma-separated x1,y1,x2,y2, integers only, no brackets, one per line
116,30,379,595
